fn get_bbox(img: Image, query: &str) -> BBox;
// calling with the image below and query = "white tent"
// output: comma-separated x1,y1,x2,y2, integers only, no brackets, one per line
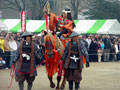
1,19,120,34
0,20,8,32
2,19,45,33
73,19,120,34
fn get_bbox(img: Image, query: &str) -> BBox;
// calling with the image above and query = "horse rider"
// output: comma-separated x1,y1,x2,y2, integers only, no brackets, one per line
43,6,75,38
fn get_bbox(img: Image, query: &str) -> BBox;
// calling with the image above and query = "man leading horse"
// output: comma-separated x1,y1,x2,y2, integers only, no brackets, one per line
61,31,90,90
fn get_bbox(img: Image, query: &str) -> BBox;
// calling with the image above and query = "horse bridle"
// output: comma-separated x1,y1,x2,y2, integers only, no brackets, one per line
45,35,61,53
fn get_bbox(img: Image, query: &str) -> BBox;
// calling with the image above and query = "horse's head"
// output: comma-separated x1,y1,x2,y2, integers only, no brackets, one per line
44,33,65,59
45,36,54,58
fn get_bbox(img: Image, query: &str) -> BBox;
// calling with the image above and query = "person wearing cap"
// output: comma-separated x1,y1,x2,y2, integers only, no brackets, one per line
12,31,42,90
43,6,75,38
61,31,90,90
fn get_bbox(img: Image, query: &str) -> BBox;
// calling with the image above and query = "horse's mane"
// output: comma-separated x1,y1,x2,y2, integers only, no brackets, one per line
44,33,65,56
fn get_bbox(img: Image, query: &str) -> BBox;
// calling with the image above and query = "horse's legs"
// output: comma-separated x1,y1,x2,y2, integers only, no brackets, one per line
60,76,67,90
48,76,55,88
56,76,61,90
60,69,67,90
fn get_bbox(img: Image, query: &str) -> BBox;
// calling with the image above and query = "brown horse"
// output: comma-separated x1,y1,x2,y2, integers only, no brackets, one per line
44,33,66,90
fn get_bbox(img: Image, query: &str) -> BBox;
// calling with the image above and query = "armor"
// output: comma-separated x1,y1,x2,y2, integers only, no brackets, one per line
44,6,73,38
69,41,80,69
22,41,32,53
57,16,72,32
21,41,32,72
13,31,42,90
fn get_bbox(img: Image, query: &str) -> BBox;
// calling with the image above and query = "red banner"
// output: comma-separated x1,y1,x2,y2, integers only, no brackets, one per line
21,11,26,32
45,14,49,33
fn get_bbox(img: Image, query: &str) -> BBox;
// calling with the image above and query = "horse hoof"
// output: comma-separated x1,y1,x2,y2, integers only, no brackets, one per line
50,82,55,88
60,85,65,90
56,87,59,90
56,88,59,90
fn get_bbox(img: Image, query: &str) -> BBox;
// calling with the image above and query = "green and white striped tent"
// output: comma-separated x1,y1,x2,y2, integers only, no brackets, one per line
1,19,45,33
1,19,120,34
74,19,120,34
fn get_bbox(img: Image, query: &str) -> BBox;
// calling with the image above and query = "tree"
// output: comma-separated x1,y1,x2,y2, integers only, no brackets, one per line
1,0,25,11
70,0,79,19
83,0,120,22
27,0,46,19
70,0,89,19
0,0,47,20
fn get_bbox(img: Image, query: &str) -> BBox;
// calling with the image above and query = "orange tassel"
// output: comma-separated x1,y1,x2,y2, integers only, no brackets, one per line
82,56,86,64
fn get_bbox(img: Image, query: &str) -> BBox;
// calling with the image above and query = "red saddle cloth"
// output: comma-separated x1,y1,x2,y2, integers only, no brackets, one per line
45,50,61,77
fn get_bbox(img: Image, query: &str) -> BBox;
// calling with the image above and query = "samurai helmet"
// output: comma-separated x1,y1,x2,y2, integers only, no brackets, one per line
62,7,71,13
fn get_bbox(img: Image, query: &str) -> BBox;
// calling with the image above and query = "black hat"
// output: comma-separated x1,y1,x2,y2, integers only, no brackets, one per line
21,31,33,37
69,31,79,38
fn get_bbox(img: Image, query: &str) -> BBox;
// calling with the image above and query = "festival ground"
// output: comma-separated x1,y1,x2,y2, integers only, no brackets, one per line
0,62,120,90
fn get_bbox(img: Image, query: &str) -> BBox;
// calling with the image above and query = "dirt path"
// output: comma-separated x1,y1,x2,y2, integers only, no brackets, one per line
0,62,120,90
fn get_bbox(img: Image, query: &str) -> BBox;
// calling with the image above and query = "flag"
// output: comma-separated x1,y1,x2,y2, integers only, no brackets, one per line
21,11,26,32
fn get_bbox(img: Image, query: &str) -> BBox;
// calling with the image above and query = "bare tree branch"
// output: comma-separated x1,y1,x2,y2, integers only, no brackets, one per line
0,0,45,19
0,6,19,11
4,0,18,8
39,0,44,8
77,0,80,8
14,0,22,11
21,0,25,10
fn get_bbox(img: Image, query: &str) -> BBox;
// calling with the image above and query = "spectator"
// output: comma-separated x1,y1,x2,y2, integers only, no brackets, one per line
0,46,5,69
35,34,45,65
0,35,5,53
97,40,104,62
117,41,120,61
83,36,88,50
9,36,18,68
15,36,21,46
103,35,111,62
86,35,92,49
110,41,117,61
89,38,98,62
0,57,6,69
4,34,10,69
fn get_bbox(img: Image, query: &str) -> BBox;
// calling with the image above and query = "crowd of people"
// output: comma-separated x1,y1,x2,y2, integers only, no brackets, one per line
0,30,120,69
80,34,120,62
0,31,45,69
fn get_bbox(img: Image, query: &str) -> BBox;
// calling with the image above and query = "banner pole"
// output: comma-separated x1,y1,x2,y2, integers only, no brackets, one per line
21,11,26,32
